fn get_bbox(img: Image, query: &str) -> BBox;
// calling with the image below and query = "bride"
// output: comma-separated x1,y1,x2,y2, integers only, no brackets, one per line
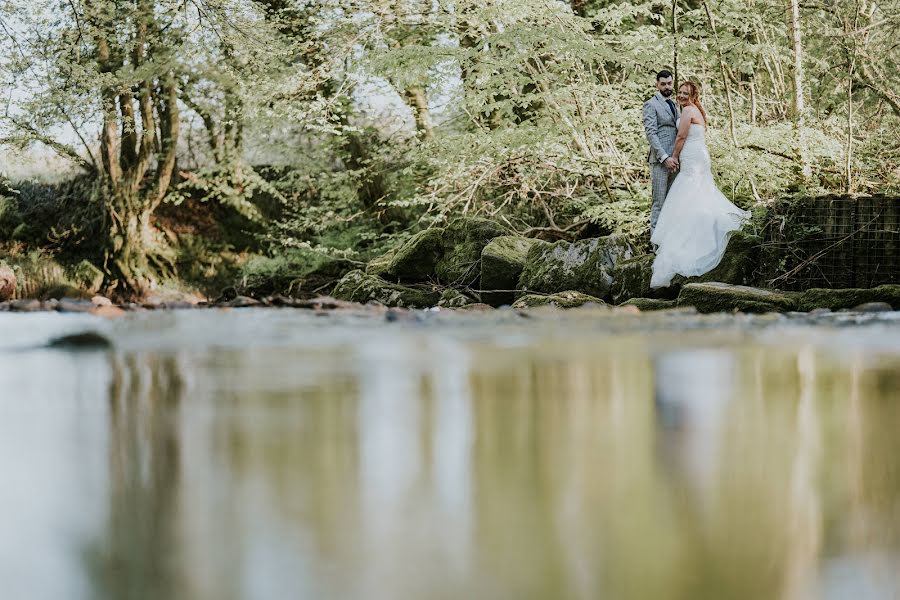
650,81,751,288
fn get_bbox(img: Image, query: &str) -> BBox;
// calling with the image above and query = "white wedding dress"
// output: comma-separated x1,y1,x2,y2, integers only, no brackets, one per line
650,120,750,288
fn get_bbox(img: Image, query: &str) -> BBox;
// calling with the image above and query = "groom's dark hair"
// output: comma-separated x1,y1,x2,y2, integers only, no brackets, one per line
656,69,673,81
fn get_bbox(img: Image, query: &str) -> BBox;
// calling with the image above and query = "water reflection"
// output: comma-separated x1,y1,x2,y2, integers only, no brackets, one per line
83,353,186,600
2,323,900,599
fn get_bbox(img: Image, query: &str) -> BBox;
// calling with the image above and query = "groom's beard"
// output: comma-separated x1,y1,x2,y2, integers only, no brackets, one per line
661,89,673,97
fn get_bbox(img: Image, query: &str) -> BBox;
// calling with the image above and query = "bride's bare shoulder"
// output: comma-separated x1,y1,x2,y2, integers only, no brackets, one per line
683,106,703,124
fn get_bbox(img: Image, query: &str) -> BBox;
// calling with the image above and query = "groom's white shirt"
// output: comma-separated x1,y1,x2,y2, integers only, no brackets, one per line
643,91,680,164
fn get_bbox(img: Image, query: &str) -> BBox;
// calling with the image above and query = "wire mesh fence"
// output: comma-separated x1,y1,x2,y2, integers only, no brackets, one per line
761,195,900,291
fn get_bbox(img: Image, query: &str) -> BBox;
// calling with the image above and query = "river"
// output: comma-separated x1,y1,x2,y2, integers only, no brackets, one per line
1,307,899,599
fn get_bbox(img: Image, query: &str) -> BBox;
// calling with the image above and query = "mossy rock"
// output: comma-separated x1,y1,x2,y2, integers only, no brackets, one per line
239,249,355,298
512,290,606,309
610,253,657,304
380,228,445,282
677,282,798,313
435,217,507,286
332,270,441,308
480,236,547,306
699,230,761,285
437,288,474,308
620,297,677,311
797,285,900,311
668,230,763,292
518,235,635,301
365,247,398,277
66,259,105,294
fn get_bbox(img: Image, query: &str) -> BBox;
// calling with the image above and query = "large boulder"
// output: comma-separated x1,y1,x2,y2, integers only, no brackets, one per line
668,230,762,291
332,270,441,308
677,282,798,313
798,285,900,311
238,250,356,298
0,265,15,301
377,228,445,282
610,253,656,304
518,235,635,301
67,260,105,294
512,290,605,309
697,230,761,285
480,236,546,306
435,217,507,286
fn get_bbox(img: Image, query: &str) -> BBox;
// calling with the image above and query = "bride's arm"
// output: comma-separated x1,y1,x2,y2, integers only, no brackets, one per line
671,108,695,162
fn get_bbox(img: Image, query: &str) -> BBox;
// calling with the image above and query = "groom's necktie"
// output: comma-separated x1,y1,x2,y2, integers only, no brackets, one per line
665,98,677,122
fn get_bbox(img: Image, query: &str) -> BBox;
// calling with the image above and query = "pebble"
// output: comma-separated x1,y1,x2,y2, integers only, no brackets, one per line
10,299,42,312
852,302,893,313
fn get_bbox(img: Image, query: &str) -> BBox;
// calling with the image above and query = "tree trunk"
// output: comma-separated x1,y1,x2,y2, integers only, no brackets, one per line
105,191,161,297
88,1,180,298
788,0,811,180
403,86,434,140
701,0,738,146
672,0,679,87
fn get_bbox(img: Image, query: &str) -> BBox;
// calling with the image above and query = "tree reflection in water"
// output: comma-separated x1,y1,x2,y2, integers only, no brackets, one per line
38,332,900,600
82,352,186,600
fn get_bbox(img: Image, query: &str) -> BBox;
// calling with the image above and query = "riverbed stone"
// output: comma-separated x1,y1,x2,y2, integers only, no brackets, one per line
610,253,656,304
57,298,95,313
0,265,15,301
797,285,900,311
619,297,677,311
9,298,41,312
677,282,799,313
332,270,441,308
852,302,893,313
435,217,507,286
518,235,635,301
437,288,474,308
379,227,445,282
480,236,546,306
512,290,606,309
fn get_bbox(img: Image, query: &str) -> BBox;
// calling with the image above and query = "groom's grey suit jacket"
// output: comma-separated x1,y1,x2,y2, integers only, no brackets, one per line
642,92,679,164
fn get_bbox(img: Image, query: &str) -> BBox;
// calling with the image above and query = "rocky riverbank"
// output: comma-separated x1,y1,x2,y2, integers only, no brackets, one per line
3,214,899,316
329,216,900,314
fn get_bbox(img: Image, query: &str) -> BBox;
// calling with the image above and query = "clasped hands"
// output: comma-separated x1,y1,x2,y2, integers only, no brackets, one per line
664,157,680,172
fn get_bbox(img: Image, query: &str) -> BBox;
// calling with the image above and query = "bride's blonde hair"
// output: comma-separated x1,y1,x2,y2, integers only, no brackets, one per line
680,80,708,128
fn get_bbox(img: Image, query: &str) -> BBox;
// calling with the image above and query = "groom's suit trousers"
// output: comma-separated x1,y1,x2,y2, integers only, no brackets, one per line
650,164,676,233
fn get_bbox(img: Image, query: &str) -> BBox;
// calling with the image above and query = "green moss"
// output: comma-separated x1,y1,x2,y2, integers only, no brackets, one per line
239,249,355,298
620,297,677,311
677,282,798,313
332,270,441,308
798,285,900,311
66,259,105,294
437,288,474,308
512,290,605,309
610,253,656,304
518,235,634,301
382,227,445,281
435,217,507,285
480,236,546,306
365,247,398,277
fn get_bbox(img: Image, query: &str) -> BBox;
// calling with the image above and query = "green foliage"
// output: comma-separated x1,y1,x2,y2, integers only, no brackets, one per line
1,0,897,298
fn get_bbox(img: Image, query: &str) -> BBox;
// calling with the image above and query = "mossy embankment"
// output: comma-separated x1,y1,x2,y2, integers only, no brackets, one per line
3,175,898,315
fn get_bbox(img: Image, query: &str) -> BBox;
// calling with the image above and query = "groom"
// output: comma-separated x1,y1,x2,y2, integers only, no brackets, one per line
643,70,680,234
